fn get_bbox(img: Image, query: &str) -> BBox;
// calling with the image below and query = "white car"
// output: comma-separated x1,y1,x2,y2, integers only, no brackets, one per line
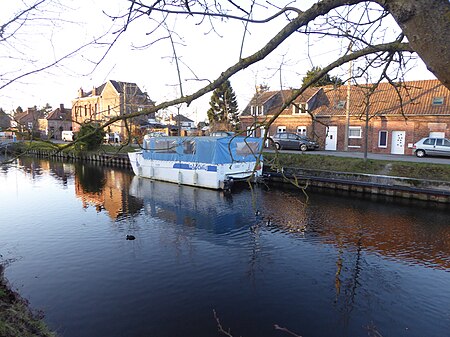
413,137,450,157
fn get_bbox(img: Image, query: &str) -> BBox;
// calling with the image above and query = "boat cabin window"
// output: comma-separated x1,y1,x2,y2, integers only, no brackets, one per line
183,140,196,154
154,139,177,153
236,141,259,155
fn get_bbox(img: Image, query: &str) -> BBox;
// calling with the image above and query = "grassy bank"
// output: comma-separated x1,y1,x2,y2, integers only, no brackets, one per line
7,141,450,182
0,266,55,337
12,140,136,154
263,152,450,182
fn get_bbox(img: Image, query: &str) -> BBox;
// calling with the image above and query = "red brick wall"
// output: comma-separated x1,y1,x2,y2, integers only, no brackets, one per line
241,114,450,155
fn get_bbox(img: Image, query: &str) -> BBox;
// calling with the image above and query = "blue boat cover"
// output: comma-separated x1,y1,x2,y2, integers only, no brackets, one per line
141,136,263,164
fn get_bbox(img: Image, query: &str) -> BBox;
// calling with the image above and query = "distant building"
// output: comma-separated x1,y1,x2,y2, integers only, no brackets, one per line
46,104,72,140
13,107,44,137
72,80,155,141
0,109,12,131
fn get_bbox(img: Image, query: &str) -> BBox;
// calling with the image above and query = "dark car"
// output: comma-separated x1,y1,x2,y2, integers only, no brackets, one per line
272,132,319,151
413,137,450,157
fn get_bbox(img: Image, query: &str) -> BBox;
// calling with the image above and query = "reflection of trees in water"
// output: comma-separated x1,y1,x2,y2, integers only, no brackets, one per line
74,163,106,193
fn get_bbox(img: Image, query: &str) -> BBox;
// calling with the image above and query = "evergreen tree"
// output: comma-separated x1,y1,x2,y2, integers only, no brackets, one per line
39,103,53,117
302,66,343,87
207,80,239,129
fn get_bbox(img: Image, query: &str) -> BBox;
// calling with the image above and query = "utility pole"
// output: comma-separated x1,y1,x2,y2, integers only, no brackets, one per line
344,42,352,152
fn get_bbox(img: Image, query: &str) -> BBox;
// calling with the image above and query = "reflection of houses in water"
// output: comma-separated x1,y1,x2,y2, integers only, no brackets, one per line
129,177,244,233
260,190,450,270
74,165,142,220
17,157,73,184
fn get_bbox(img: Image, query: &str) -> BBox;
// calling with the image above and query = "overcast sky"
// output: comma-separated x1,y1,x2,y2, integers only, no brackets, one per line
0,0,436,123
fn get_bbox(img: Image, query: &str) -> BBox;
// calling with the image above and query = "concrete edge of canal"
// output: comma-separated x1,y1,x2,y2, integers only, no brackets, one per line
22,148,450,204
266,167,450,203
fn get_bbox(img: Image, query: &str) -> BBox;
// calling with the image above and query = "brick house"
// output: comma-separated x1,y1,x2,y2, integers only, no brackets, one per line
47,104,73,140
72,80,155,140
240,79,449,155
12,107,45,138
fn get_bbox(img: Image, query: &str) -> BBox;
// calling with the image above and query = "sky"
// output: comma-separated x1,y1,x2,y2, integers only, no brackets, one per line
0,0,436,123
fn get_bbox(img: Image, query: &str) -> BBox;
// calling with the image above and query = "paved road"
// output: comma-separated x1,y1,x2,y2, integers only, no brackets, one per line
266,149,450,165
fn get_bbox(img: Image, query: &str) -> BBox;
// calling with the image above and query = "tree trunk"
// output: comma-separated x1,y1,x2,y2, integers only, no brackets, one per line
378,0,450,89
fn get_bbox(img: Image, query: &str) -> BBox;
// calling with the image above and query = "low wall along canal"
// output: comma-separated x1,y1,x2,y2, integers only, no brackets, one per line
21,147,450,203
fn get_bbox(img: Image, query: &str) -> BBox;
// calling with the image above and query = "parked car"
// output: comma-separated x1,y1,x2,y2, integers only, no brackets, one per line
61,130,75,142
146,132,167,138
210,131,235,137
271,132,319,151
413,137,450,157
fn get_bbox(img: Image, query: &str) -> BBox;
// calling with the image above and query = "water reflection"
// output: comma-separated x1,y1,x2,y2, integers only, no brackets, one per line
129,177,247,233
74,164,143,220
1,158,450,337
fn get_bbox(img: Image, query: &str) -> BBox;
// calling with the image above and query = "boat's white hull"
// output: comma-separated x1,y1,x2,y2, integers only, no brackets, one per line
128,151,262,190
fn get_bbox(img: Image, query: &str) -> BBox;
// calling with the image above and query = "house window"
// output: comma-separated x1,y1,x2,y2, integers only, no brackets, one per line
297,126,307,136
432,97,444,105
292,103,307,114
348,126,362,138
247,126,256,137
277,126,286,133
27,122,33,130
378,130,388,148
336,100,346,109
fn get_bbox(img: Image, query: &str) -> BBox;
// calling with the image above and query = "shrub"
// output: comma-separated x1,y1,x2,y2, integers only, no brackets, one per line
75,123,105,152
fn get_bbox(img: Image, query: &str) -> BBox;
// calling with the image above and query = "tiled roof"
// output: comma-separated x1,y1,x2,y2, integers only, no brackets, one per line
171,114,194,123
47,106,72,120
313,79,449,117
0,110,11,128
80,80,154,104
241,87,322,116
14,110,44,123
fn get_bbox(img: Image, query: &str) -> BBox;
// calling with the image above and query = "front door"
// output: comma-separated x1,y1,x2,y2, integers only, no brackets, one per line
391,131,405,154
325,126,337,150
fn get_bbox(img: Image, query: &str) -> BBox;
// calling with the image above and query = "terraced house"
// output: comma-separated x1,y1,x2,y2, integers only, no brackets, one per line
240,79,449,155
72,80,155,140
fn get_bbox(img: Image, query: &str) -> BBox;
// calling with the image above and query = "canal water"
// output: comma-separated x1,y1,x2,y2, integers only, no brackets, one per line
0,157,449,337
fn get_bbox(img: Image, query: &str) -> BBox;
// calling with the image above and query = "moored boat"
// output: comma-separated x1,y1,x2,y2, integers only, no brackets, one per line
128,136,263,190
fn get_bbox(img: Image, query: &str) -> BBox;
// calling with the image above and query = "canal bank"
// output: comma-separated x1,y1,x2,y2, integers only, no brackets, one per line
265,167,450,203
5,143,450,203
0,265,55,337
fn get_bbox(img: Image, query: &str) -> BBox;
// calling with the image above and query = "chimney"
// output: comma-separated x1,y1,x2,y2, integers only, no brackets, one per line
92,86,97,96
78,87,84,98
60,104,64,112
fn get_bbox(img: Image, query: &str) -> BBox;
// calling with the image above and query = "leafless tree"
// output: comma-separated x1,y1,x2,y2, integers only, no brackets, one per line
1,0,449,164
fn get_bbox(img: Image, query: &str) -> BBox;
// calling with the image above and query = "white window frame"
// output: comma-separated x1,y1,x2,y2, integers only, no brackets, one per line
432,97,444,106
277,126,287,133
297,126,307,136
251,105,264,116
348,126,362,139
247,126,256,137
378,130,388,148
292,103,307,114
336,100,346,109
